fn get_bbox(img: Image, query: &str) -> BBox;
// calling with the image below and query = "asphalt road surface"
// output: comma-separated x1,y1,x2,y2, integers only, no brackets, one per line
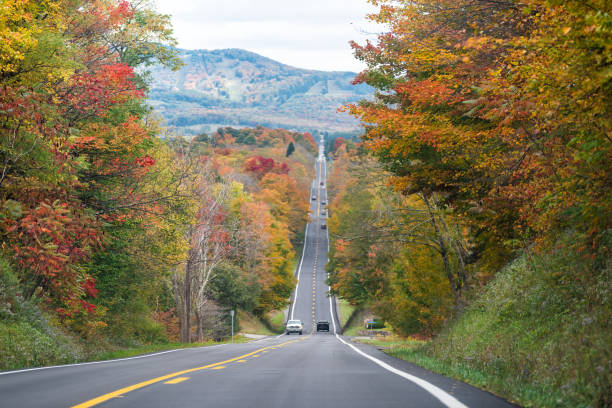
0,139,517,408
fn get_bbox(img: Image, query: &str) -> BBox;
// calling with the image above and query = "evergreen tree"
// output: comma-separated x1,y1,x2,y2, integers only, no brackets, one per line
285,141,295,157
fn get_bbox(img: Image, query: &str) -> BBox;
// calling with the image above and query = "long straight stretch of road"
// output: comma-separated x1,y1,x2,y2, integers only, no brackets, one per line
0,139,517,408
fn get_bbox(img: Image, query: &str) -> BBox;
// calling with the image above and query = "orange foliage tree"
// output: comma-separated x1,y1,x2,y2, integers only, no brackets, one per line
347,0,611,264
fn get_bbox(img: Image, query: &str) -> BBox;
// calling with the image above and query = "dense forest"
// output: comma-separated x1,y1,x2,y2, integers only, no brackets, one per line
326,1,611,407
0,0,315,368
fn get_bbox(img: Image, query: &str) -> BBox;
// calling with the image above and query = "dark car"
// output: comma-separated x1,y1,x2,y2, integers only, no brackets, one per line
321,223,327,230
316,320,330,332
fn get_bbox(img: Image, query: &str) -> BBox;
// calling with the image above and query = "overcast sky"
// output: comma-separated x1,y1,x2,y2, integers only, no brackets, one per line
153,0,381,72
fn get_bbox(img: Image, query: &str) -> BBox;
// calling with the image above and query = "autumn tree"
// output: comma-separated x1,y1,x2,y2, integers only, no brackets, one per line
0,0,183,330
327,149,463,334
348,0,612,266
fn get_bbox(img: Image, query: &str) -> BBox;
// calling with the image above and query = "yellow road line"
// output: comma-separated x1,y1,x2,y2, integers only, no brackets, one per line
316,159,322,217
164,377,189,384
211,366,226,370
72,339,302,408
237,360,247,363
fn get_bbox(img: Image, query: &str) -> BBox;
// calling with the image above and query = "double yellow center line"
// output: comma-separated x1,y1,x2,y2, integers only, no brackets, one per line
72,338,303,408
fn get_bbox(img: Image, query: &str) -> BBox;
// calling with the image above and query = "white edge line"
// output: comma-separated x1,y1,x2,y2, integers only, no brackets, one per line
334,336,468,408
325,149,467,408
323,157,337,335
0,343,229,376
328,283,337,334
291,219,309,320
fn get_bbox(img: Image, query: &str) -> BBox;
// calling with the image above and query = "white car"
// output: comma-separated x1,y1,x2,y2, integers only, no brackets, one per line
286,319,303,335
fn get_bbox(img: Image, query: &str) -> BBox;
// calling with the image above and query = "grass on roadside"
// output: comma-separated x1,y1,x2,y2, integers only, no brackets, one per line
354,335,574,408
238,309,286,336
90,336,249,362
268,310,286,332
238,311,276,336
337,298,354,328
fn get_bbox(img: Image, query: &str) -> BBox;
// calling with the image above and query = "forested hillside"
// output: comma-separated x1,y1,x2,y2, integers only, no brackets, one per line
0,0,314,369
327,0,611,407
147,48,372,135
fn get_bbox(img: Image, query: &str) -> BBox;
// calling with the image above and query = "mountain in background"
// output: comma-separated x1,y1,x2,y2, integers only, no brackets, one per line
146,48,371,136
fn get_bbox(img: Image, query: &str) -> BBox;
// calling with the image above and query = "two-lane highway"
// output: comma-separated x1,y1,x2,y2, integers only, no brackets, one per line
0,138,517,408
290,141,331,335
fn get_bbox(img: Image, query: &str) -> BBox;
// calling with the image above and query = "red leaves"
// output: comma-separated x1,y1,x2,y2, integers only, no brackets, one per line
135,155,156,167
333,137,346,152
244,156,290,179
302,132,317,152
64,63,143,118
394,80,458,107
5,200,102,316
80,300,97,314
108,0,133,27
82,278,99,298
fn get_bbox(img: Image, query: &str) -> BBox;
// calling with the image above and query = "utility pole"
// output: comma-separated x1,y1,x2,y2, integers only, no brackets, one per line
230,309,235,343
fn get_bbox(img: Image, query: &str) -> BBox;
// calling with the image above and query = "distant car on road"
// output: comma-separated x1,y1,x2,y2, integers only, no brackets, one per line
320,181,324,186
321,223,327,230
321,201,326,205
311,196,316,200
286,319,303,335
316,320,330,332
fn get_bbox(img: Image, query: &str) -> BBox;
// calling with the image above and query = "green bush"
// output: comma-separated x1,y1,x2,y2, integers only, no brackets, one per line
0,322,80,370
0,255,83,371
132,318,169,344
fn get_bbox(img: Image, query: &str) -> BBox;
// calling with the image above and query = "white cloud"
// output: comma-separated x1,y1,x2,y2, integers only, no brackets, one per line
153,0,382,71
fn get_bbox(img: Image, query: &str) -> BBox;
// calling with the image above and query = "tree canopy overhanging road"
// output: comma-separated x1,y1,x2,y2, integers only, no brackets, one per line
0,140,517,408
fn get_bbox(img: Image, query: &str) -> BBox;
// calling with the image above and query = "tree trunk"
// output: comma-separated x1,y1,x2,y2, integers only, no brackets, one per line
182,258,192,342
194,307,202,342
421,193,460,305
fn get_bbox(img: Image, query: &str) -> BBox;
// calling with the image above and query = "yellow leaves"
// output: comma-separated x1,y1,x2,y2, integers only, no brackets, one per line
562,27,572,35
0,0,67,78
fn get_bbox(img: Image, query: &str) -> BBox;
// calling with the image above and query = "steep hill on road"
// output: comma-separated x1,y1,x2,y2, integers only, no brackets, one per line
146,48,372,136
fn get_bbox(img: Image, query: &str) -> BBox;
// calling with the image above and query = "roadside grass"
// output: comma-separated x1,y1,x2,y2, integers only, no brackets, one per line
238,309,286,336
342,319,363,336
337,298,354,328
340,308,392,337
353,238,611,408
356,335,424,349
344,324,389,337
90,336,249,362
355,335,576,408
336,299,369,336
268,309,286,332
237,311,276,336
422,245,611,408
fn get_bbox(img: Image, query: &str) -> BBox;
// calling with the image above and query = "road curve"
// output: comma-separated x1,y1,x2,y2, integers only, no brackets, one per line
0,139,517,408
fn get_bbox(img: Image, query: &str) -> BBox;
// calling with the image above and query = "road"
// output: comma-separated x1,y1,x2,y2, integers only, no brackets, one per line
0,139,517,408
